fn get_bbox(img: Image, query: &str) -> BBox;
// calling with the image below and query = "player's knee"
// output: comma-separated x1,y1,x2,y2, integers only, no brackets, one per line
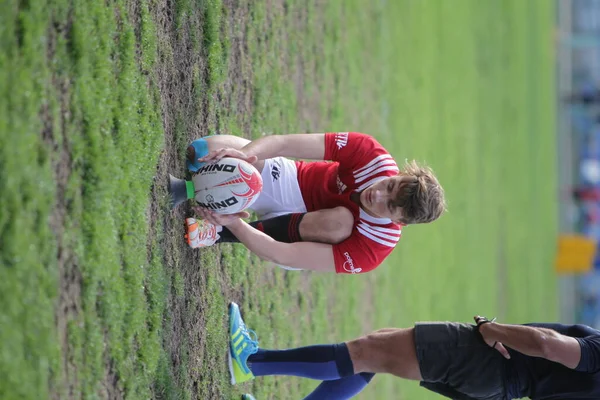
323,207,353,244
346,337,372,373
204,135,250,152
348,334,389,373
301,207,353,243
359,331,400,373
364,329,388,342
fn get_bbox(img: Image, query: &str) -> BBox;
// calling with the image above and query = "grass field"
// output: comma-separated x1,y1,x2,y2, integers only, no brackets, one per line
1,0,556,399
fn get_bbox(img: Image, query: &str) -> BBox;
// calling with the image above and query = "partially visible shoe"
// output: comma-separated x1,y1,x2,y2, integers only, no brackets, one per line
241,395,256,400
185,217,219,248
228,302,259,385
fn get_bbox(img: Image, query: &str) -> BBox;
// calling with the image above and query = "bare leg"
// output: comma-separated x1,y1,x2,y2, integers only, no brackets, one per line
200,135,265,172
299,207,354,244
346,327,422,380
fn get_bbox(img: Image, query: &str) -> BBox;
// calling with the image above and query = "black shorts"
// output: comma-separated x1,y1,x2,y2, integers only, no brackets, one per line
414,322,508,400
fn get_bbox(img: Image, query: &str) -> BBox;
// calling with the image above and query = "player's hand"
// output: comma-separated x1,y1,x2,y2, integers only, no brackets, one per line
198,147,258,165
193,206,250,227
474,315,511,359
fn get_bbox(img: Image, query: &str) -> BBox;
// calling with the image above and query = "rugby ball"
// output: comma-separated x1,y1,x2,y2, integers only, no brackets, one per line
191,157,263,214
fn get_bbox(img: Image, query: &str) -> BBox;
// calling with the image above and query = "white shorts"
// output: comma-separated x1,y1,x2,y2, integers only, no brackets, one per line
248,157,307,271
249,157,307,219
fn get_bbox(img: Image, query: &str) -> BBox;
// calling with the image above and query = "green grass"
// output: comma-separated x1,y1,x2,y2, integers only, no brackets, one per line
2,0,166,398
0,0,556,399
1,0,61,398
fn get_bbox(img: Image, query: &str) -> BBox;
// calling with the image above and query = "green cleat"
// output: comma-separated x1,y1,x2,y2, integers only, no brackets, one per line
228,302,259,385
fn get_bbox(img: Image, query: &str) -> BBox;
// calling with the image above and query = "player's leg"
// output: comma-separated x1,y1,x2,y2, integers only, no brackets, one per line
231,330,411,399
302,373,375,400
234,325,419,381
346,328,422,379
231,317,504,399
217,206,353,244
186,135,265,173
217,212,305,243
228,302,376,398
186,205,353,250
298,207,354,243
242,328,418,399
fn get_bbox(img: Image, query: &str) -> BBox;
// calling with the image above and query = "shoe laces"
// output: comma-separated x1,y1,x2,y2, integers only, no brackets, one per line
242,328,259,354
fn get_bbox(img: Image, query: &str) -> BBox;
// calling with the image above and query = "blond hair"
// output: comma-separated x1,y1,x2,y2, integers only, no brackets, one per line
393,160,446,225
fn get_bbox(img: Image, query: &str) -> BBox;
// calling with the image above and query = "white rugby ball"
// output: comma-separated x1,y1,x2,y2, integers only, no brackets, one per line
192,157,263,214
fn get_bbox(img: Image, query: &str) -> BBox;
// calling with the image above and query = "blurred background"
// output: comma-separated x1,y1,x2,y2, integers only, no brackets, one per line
557,0,600,328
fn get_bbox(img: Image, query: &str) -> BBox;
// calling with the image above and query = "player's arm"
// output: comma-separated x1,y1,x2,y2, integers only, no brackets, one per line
241,134,326,160
200,134,326,163
478,322,582,369
224,219,335,272
236,132,384,166
223,216,386,274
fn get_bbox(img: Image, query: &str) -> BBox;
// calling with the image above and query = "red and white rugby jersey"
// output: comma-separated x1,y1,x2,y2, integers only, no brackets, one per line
295,132,402,274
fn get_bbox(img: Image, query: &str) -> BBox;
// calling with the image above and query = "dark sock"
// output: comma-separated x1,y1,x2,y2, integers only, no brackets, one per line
248,343,354,380
217,213,305,243
303,373,375,400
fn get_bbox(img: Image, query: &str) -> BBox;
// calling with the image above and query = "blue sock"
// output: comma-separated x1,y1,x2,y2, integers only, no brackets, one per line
248,343,354,380
186,138,209,172
303,373,375,400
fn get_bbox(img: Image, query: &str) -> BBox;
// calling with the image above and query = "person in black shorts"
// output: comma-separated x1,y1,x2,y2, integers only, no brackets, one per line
228,306,600,400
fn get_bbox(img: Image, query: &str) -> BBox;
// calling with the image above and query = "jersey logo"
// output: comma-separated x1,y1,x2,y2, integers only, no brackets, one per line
342,252,362,274
336,175,347,194
271,159,281,181
335,132,349,149
197,196,239,210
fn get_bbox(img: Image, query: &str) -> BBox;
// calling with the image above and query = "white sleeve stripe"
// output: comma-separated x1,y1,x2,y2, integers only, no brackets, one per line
357,226,398,247
358,223,401,241
359,223,402,235
355,165,400,183
354,154,393,174
357,176,389,192
354,159,398,179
